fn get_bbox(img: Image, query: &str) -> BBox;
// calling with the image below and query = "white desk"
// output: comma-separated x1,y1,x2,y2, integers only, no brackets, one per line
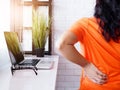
0,55,59,90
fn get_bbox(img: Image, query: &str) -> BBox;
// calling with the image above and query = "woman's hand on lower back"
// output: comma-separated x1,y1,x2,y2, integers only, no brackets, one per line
83,63,108,85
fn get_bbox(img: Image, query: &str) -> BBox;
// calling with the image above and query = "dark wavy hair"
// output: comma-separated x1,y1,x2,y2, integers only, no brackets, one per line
94,0,120,42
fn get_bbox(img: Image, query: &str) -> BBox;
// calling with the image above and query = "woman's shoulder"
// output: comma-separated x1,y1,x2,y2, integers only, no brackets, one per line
77,17,98,25
88,17,99,23
78,17,96,21
75,17,98,29
77,17,101,34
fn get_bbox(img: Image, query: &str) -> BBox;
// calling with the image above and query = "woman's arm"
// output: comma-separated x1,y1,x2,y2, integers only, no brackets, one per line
57,31,107,85
57,31,89,67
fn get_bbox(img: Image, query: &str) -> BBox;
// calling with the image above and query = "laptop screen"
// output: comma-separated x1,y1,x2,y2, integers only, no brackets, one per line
4,32,24,64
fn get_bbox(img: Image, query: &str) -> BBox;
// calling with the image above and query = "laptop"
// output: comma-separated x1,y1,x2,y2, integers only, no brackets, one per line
4,32,53,70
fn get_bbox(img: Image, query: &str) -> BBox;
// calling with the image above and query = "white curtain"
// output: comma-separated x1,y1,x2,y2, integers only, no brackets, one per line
10,0,23,41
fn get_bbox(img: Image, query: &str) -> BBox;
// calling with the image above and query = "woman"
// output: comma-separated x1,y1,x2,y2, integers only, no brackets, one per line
57,0,120,90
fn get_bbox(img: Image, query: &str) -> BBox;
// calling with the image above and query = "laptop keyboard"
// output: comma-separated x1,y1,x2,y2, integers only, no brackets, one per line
31,59,40,66
19,59,40,66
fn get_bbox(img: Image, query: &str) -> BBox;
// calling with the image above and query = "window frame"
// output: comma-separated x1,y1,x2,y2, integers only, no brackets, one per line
22,0,52,55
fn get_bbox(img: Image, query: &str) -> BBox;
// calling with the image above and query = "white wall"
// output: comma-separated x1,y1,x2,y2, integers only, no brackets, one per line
52,0,95,90
0,0,10,31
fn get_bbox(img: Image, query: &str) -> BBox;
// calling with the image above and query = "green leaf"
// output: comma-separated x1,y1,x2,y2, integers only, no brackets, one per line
32,9,51,49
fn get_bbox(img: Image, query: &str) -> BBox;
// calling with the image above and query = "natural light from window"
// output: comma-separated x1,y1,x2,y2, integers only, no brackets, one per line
0,0,10,31
23,6,32,27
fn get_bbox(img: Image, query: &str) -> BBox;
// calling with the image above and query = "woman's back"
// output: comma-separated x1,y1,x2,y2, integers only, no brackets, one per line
69,17,120,90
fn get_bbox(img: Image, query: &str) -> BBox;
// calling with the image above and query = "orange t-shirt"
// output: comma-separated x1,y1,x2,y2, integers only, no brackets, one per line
69,17,120,90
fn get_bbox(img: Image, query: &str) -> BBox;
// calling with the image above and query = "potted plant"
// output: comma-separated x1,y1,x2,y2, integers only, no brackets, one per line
32,10,50,57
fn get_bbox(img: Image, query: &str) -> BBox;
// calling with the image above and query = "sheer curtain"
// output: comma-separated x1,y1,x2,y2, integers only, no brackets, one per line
10,0,23,41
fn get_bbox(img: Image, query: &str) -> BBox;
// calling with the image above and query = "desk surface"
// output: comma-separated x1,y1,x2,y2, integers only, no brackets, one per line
0,55,59,90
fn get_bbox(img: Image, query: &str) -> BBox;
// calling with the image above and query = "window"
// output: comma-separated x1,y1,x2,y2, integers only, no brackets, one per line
11,0,52,55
